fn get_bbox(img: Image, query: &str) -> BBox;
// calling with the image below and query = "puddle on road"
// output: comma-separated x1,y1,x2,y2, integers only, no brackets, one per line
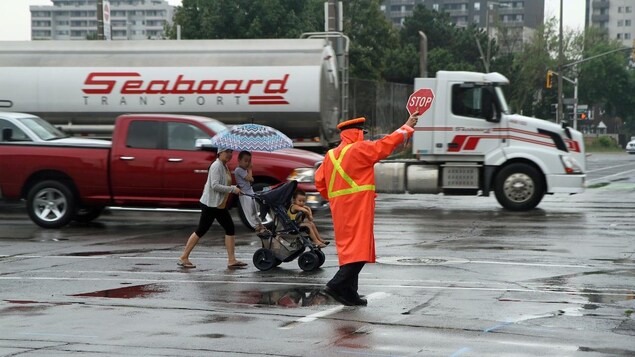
65,249,154,256
199,333,225,339
72,284,167,299
1,300,73,315
578,347,635,355
584,289,635,304
241,287,336,307
202,314,253,323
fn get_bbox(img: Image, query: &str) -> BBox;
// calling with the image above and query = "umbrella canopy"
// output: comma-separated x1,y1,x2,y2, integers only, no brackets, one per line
210,123,293,152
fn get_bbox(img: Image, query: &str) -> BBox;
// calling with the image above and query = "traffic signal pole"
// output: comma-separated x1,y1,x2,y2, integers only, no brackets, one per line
548,47,632,129
550,71,578,130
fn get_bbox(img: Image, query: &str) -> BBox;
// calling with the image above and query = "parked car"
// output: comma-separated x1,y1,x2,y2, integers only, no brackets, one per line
626,140,635,154
0,112,325,229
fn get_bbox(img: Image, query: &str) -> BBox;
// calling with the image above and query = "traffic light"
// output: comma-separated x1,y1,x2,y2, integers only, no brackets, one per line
546,70,553,89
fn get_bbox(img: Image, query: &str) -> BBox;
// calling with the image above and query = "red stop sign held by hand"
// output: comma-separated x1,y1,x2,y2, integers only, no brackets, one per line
407,88,435,116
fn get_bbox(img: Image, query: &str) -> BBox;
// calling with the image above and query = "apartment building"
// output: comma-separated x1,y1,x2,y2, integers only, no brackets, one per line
30,0,174,40
588,0,635,47
381,0,544,30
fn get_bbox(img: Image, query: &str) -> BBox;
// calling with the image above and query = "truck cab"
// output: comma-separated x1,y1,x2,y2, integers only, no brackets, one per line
403,71,586,210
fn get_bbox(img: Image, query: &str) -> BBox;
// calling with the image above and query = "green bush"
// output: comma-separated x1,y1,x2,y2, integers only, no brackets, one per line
586,136,622,152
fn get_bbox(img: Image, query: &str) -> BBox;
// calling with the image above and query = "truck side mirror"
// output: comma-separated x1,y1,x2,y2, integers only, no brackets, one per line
2,128,12,141
482,88,500,123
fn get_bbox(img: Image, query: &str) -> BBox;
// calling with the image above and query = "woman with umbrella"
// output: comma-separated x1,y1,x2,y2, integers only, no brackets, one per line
178,147,247,269
178,123,294,269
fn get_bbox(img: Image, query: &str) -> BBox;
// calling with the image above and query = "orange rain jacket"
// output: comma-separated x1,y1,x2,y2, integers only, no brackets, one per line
315,125,414,266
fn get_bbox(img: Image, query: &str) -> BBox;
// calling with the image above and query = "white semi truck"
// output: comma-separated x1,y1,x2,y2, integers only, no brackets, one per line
374,71,586,211
0,39,340,148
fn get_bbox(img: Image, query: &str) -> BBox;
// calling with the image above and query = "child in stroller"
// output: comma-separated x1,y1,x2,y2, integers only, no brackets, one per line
246,180,326,271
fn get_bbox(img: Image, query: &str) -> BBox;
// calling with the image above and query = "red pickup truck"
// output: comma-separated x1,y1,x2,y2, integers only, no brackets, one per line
0,112,325,228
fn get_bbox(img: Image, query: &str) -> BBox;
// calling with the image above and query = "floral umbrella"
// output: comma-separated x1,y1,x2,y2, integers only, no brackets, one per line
210,123,293,152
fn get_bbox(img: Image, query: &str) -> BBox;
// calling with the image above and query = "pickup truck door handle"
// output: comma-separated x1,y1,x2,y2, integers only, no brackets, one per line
194,169,208,174
120,156,135,161
167,158,184,162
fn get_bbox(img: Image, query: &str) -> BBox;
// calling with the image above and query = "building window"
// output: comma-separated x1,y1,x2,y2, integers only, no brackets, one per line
618,20,624,26
627,6,632,13
474,2,480,11
627,20,632,26
617,33,622,39
618,6,623,13
626,33,632,40
433,4,439,11
474,15,480,24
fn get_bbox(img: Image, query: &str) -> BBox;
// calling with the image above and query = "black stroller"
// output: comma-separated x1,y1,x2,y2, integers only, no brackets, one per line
246,180,325,271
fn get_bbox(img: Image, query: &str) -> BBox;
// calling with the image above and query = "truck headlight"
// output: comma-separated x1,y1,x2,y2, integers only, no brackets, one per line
287,167,315,183
560,155,582,174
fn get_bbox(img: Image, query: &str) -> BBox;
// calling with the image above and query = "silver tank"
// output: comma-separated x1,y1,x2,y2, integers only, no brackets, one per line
0,39,340,146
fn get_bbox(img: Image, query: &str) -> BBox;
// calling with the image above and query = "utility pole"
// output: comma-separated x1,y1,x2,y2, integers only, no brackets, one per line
97,0,104,40
485,2,491,72
557,0,564,124
419,31,428,77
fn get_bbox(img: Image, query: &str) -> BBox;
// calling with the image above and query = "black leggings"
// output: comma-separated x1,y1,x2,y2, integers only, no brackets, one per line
195,204,235,237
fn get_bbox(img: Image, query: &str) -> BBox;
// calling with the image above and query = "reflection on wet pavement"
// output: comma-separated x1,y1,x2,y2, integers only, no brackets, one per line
72,284,168,298
240,287,336,307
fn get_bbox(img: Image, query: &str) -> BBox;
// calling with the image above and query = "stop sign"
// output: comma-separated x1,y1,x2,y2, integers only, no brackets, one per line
406,88,435,116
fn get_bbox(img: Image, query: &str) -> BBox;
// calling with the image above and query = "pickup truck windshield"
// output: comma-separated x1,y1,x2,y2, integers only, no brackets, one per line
22,117,67,141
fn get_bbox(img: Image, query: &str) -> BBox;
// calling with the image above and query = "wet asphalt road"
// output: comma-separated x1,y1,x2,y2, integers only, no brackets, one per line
1,153,634,356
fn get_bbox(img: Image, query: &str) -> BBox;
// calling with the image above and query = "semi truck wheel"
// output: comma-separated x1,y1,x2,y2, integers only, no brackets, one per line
73,206,104,223
27,180,76,228
494,163,545,211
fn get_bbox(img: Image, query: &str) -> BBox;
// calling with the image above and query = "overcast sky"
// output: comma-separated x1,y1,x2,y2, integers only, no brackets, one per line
0,0,585,41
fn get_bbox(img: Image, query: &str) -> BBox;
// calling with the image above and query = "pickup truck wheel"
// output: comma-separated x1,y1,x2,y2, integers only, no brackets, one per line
238,182,276,231
73,206,104,223
27,180,76,228
494,163,545,211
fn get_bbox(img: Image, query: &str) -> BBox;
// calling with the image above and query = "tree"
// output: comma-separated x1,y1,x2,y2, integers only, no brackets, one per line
342,0,398,81
388,6,485,83
576,27,632,120
166,0,323,39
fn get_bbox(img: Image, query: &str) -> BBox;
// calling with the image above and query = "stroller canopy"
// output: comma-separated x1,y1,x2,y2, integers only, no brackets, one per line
260,180,297,208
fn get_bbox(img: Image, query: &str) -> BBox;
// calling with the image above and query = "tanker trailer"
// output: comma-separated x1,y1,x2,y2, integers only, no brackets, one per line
0,39,340,149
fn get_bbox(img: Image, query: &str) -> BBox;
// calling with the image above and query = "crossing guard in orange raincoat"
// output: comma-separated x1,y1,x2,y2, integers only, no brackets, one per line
315,113,418,306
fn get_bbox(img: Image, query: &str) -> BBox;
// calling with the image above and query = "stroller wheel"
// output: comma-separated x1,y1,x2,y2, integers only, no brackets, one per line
298,251,319,272
315,250,326,268
253,248,276,271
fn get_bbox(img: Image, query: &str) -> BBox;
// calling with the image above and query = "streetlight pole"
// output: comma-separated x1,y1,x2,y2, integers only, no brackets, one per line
573,76,578,130
485,2,491,73
419,31,428,77
557,0,564,124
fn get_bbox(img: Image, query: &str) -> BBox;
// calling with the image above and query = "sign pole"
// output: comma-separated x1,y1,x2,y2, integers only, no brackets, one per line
573,77,578,131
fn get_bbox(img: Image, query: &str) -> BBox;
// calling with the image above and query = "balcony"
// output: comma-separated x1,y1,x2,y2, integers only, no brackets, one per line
592,13,609,22
447,9,469,16
592,0,610,9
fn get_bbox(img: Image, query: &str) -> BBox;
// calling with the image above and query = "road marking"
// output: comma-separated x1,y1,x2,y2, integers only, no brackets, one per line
18,332,98,338
468,260,592,268
449,347,471,357
1,275,631,297
586,162,635,174
337,350,406,357
587,168,635,184
278,306,345,329
5,255,632,269
279,292,390,330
